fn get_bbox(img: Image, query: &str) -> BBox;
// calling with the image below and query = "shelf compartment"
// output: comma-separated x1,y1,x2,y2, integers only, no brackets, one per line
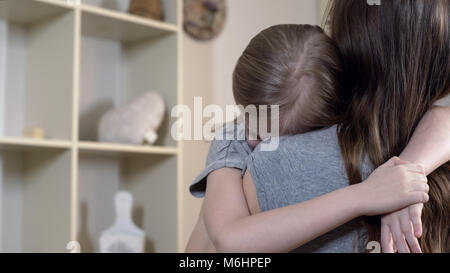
77,153,178,253
82,0,179,27
81,3,177,43
0,6,75,141
79,18,178,148
78,141,178,156
0,149,72,252
0,0,73,26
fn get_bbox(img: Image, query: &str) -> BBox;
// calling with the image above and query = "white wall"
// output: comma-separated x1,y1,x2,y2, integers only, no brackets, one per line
0,22,6,136
437,96,450,107
0,21,5,248
181,0,319,250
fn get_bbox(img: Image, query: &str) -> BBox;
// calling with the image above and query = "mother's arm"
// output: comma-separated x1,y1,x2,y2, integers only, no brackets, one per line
400,106,450,174
242,107,450,252
381,106,450,253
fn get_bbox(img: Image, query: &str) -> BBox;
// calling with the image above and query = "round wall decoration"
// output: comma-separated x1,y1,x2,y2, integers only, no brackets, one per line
184,0,227,41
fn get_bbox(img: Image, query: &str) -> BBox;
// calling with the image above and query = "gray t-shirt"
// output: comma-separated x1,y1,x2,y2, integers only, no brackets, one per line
190,122,253,198
190,125,372,253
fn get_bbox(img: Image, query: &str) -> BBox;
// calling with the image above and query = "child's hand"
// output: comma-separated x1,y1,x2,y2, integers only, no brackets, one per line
355,157,429,217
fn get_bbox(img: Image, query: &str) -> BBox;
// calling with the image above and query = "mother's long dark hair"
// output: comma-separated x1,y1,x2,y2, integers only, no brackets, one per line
328,0,450,252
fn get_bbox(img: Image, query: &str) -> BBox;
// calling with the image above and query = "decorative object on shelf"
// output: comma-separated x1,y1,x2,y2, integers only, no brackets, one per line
129,0,164,21
98,92,166,145
99,192,145,253
23,127,45,139
184,0,227,41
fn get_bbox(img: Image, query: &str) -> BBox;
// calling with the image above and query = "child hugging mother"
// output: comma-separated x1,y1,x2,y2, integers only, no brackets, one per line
186,0,450,253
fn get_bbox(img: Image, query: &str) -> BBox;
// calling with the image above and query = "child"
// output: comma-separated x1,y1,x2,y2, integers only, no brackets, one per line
185,25,431,252
191,24,344,198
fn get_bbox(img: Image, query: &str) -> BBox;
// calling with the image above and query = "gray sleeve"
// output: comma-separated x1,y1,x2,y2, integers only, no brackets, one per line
189,139,252,198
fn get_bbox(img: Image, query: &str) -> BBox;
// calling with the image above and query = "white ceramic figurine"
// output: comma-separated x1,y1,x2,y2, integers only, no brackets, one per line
99,191,145,253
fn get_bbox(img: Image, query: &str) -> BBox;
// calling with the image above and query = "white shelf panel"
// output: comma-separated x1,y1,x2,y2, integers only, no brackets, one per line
81,4,178,43
78,141,178,156
0,147,72,252
0,0,73,26
0,137,72,151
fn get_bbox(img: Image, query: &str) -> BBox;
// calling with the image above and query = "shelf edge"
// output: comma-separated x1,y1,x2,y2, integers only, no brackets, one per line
80,4,179,33
0,137,72,149
33,0,75,9
78,141,179,155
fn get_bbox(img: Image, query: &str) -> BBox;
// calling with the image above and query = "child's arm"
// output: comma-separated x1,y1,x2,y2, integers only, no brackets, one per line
185,212,218,253
186,126,253,253
203,159,428,253
185,205,212,253
381,106,450,253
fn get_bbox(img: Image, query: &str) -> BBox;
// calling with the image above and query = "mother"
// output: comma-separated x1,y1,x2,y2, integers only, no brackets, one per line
241,0,450,252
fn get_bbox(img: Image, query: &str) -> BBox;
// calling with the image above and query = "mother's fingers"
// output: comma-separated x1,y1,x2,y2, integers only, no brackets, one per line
391,218,410,253
381,223,394,253
400,211,422,253
409,204,424,238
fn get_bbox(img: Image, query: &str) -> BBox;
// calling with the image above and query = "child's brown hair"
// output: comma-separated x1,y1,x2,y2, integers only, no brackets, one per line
233,24,344,136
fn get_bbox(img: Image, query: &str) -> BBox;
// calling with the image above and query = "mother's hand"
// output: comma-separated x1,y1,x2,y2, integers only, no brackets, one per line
381,203,424,253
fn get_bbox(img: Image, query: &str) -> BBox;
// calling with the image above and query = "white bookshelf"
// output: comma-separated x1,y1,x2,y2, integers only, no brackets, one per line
0,0,183,253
